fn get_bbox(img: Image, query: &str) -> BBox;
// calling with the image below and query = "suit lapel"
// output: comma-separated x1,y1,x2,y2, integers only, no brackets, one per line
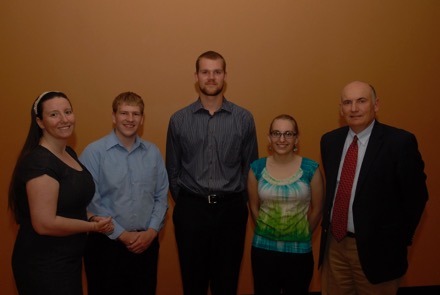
355,121,385,195
326,128,349,202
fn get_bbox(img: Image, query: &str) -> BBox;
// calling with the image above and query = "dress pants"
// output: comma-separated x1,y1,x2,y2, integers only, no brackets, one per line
173,192,248,295
251,246,313,295
321,233,400,295
84,232,159,295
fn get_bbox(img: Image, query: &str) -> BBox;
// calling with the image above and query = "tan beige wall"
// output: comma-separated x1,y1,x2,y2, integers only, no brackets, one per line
1,1,439,294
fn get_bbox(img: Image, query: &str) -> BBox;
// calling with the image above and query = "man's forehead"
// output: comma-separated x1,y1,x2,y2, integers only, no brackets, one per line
118,103,142,111
342,86,371,99
199,58,224,68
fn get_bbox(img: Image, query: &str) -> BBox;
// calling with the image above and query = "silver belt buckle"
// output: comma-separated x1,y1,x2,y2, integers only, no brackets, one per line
208,194,218,204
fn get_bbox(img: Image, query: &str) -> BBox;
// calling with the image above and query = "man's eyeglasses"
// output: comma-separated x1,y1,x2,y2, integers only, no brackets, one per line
270,131,297,139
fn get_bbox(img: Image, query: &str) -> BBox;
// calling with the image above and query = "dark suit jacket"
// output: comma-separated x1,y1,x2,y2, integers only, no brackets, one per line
318,121,428,284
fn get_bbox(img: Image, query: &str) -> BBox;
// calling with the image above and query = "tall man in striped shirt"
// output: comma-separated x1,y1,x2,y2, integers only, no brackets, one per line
166,51,258,295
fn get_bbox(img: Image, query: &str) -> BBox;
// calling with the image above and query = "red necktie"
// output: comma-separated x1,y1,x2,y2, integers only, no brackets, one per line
331,135,358,242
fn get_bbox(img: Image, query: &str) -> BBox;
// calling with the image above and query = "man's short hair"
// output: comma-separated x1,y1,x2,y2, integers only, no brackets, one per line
112,91,144,114
195,51,226,72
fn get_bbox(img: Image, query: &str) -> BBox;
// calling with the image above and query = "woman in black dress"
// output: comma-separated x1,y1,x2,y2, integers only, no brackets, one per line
8,91,114,295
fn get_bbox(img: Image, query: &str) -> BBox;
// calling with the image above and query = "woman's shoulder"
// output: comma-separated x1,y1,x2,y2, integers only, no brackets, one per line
22,145,52,164
65,146,78,159
19,146,66,180
300,157,319,171
251,157,267,168
250,157,267,175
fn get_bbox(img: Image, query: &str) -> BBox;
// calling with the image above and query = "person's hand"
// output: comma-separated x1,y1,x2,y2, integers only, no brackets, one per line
90,216,113,234
118,229,158,254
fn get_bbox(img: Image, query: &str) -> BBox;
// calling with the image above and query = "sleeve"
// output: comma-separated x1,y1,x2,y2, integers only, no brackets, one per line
320,134,328,173
302,158,319,183
79,145,126,239
148,148,169,232
397,132,428,245
250,158,265,181
22,150,60,183
165,115,181,201
241,113,259,190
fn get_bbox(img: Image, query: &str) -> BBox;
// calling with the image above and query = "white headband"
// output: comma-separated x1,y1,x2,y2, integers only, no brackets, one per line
33,91,58,115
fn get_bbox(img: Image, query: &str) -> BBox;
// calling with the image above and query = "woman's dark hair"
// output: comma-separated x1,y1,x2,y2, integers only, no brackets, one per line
8,91,69,222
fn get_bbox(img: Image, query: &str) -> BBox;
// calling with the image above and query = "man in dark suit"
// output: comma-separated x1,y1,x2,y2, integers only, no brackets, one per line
319,81,428,295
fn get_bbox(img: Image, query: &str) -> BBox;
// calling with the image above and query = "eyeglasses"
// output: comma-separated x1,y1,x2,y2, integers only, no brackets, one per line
270,131,297,139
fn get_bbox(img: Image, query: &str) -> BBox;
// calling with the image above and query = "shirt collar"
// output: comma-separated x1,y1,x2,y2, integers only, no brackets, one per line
191,97,233,114
106,129,144,151
349,120,375,146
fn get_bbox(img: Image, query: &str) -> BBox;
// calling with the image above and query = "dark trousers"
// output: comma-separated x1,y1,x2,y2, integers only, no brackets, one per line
251,246,314,295
84,232,159,295
173,193,248,295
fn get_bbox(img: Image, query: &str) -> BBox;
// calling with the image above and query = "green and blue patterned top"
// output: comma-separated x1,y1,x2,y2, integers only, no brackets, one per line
250,157,319,253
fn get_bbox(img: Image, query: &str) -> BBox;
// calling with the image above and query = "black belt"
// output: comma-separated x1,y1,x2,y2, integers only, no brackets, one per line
346,232,356,238
180,189,242,204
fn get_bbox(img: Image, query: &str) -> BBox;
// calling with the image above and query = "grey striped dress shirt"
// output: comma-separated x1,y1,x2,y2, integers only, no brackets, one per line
166,98,258,200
